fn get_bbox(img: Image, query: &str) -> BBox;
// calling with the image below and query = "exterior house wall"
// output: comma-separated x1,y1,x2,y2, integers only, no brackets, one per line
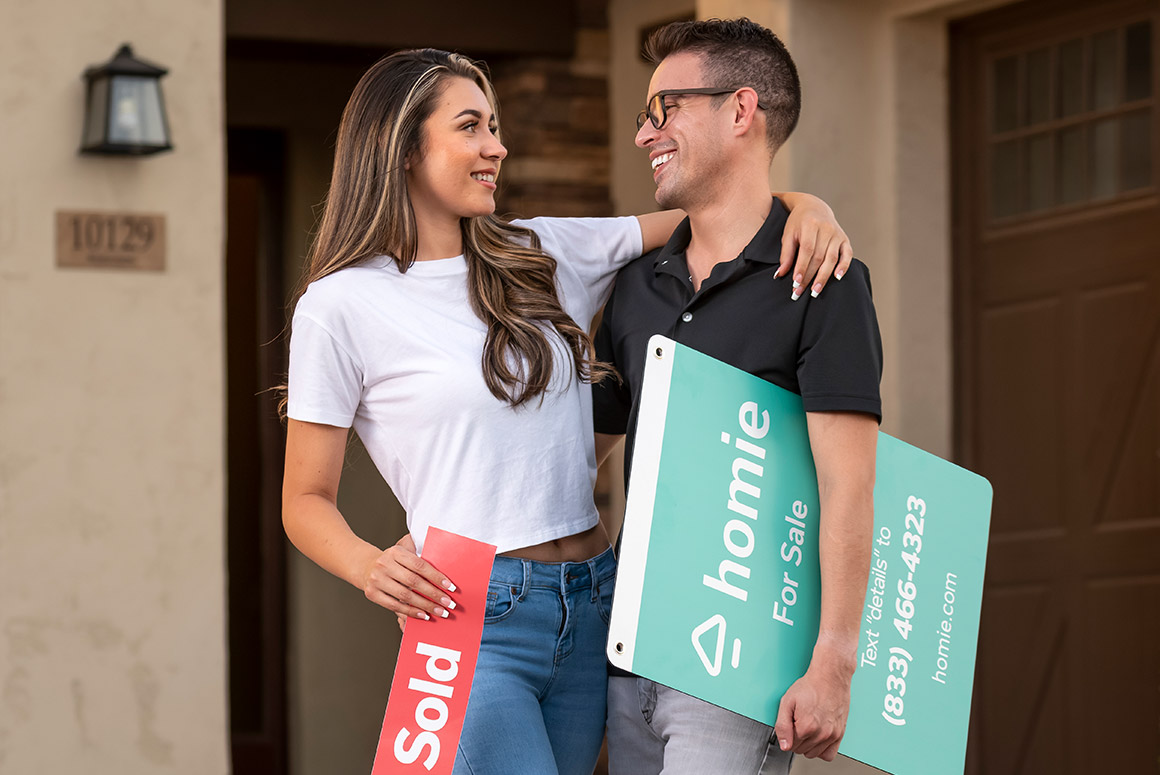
7,0,1134,771
491,0,617,219
609,0,697,216
0,2,228,773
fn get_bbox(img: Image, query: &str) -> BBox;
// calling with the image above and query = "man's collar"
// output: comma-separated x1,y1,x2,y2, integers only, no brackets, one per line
737,197,790,265
652,217,691,272
652,196,790,273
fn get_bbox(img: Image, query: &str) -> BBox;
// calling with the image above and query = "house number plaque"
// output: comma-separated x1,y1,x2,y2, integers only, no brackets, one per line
56,210,166,271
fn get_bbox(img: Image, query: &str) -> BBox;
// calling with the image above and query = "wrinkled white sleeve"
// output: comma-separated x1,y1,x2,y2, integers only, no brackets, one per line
514,216,644,322
287,313,363,428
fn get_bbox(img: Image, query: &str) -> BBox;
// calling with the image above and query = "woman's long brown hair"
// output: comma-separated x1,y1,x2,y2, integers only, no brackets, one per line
280,49,611,416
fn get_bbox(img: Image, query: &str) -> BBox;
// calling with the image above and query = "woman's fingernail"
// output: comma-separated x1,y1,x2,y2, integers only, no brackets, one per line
442,597,456,610
419,612,431,621
791,290,801,301
780,739,789,751
792,276,802,289
835,270,844,280
434,607,450,619
811,284,821,298
442,580,457,592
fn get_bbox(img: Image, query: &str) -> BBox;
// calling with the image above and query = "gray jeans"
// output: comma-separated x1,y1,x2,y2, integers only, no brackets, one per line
606,676,794,775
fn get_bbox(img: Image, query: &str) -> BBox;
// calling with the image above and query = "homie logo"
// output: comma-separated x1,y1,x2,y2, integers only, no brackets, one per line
372,529,496,775
692,614,742,677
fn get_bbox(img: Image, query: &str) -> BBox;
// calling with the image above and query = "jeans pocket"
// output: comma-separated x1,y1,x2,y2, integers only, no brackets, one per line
484,581,518,623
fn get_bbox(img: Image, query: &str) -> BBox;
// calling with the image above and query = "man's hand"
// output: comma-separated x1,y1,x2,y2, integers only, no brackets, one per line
773,652,854,762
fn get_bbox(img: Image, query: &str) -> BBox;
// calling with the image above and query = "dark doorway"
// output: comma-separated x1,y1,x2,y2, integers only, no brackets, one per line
226,128,289,775
953,1,1160,772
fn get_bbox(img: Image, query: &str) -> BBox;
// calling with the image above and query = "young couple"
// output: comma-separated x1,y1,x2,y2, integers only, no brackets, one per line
282,17,879,775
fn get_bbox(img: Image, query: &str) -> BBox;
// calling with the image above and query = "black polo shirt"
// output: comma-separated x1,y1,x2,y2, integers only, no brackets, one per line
593,198,883,476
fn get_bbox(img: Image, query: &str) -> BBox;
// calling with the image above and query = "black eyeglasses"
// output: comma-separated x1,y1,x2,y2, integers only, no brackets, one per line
635,87,769,131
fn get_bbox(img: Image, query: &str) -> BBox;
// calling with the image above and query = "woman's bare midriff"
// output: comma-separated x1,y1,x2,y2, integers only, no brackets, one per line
499,524,610,564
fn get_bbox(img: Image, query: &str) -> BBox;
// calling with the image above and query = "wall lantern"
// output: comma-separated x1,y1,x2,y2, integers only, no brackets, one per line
80,44,173,156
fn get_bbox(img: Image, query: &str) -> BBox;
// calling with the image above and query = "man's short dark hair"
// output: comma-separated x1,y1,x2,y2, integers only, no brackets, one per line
645,17,800,151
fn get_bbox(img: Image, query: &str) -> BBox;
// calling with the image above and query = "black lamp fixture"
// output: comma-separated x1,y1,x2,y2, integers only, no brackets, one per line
80,44,173,156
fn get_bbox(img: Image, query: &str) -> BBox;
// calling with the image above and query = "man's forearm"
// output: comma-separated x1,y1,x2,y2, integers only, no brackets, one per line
773,411,876,760
814,483,874,671
804,412,878,672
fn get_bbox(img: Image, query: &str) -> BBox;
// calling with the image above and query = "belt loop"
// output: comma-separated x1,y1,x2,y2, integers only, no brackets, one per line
517,560,531,601
588,557,600,602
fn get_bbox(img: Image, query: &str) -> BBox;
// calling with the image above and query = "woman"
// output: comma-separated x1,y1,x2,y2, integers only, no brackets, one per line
281,48,851,775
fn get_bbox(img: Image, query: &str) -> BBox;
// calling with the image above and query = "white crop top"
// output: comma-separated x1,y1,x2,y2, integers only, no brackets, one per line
288,216,643,554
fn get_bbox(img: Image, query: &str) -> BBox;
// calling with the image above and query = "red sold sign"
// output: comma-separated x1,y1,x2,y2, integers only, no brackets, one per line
371,528,496,774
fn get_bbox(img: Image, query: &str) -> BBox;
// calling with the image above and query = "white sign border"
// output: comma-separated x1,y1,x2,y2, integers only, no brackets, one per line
606,335,676,671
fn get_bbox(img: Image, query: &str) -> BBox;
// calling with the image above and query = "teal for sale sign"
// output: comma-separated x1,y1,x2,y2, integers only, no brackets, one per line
607,336,992,775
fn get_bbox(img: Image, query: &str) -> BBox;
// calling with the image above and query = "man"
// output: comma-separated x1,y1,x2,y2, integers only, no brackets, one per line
594,18,882,774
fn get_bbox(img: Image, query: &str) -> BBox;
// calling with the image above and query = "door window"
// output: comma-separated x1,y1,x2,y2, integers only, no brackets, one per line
988,20,1153,221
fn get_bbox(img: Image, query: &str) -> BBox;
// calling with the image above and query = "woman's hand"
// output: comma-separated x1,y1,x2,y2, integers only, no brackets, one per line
282,420,459,630
776,192,853,300
362,533,458,622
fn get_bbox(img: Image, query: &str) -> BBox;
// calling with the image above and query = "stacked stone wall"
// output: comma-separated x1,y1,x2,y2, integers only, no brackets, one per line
491,0,613,218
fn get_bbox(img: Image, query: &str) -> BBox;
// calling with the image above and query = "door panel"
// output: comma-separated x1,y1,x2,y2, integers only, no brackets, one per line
953,1,1160,772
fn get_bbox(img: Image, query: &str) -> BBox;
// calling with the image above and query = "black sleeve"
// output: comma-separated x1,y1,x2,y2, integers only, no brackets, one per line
796,259,884,421
592,286,633,435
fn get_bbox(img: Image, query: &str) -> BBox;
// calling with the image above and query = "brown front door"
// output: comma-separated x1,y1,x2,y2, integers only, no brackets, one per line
953,1,1160,773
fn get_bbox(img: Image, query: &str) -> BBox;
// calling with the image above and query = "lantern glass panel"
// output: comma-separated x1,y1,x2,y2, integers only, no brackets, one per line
108,76,167,146
84,77,110,148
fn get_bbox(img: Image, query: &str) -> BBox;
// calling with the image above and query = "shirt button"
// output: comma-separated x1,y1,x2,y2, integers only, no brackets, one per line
681,312,693,323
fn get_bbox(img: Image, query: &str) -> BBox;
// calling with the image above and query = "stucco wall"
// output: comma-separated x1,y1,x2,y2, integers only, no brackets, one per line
608,0,697,216
0,1,228,772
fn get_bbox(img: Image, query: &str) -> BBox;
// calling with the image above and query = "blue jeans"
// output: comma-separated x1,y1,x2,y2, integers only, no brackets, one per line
454,547,616,775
